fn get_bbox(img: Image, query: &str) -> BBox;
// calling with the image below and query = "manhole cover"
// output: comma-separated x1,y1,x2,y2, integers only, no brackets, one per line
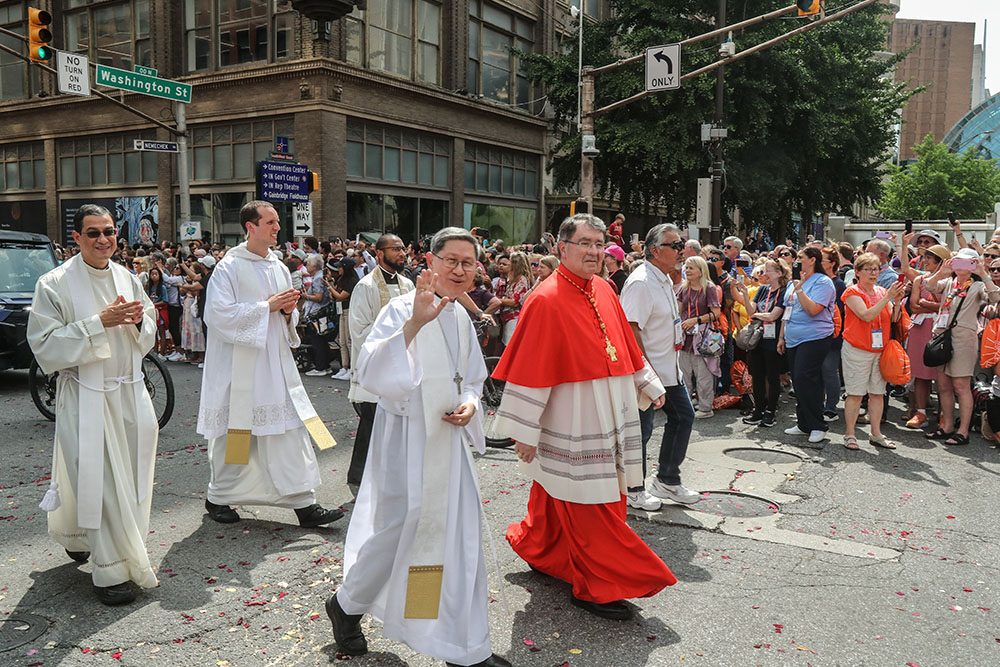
0,614,50,652
724,447,804,465
694,491,781,518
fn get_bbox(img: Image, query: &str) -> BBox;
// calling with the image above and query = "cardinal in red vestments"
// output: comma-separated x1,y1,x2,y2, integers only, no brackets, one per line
492,213,677,621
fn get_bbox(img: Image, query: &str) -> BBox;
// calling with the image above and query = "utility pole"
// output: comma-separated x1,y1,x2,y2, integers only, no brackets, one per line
580,66,596,211
176,101,191,238
710,0,727,246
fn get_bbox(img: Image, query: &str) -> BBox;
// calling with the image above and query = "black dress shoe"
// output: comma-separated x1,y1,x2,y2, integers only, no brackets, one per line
446,654,513,667
205,499,240,523
570,595,633,621
66,549,90,562
295,504,344,528
325,594,367,656
94,582,136,606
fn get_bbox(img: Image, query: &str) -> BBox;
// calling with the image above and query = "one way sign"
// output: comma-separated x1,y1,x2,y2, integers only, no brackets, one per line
293,202,313,237
645,43,681,92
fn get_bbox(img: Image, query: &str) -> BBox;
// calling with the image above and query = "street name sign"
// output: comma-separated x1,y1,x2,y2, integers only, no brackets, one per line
56,51,90,97
134,64,158,77
133,139,179,152
95,64,192,103
293,202,313,237
258,160,310,203
269,152,297,162
645,43,681,92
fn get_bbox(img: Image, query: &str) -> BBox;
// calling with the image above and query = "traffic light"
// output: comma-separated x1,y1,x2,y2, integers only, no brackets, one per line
307,170,319,193
569,198,589,216
797,0,820,17
28,8,53,62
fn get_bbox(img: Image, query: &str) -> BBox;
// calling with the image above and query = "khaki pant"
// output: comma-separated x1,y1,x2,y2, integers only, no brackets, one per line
679,349,715,412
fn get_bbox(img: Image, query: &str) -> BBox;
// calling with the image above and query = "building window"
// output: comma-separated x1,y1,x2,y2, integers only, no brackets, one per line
185,0,296,73
0,142,45,191
346,119,449,188
468,1,533,107
65,0,151,70
344,0,440,85
464,202,536,246
347,192,447,242
57,133,157,187
463,143,536,199
1,1,40,100
185,117,293,182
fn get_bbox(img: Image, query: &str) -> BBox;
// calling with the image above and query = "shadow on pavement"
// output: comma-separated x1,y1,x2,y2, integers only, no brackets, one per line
5,561,155,665
154,515,331,612
504,570,680,662
318,647,411,665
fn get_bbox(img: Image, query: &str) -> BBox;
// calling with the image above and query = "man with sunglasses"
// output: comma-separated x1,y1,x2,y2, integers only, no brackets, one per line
27,203,160,605
620,224,701,510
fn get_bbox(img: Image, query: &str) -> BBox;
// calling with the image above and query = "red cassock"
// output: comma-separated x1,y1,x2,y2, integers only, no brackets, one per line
494,268,677,603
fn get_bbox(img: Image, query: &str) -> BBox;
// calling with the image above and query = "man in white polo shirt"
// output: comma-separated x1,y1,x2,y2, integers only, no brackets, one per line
620,223,702,509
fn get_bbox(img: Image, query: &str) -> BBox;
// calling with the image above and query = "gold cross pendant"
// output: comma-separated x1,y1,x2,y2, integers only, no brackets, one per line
605,337,618,362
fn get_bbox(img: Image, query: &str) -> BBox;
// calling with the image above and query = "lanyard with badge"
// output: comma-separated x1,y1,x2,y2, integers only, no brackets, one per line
662,279,684,350
936,279,969,329
761,286,778,339
856,287,886,349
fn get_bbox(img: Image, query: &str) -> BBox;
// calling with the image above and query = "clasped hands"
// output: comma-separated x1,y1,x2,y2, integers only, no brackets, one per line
99,295,143,328
268,288,301,315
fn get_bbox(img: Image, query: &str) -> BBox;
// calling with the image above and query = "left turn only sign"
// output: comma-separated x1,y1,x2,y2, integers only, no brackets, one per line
645,43,681,93
57,51,90,97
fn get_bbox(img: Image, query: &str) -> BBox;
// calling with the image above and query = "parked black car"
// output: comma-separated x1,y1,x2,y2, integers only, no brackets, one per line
0,230,59,372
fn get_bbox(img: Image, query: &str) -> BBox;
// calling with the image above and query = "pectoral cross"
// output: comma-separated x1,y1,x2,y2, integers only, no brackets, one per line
453,371,464,393
604,337,618,362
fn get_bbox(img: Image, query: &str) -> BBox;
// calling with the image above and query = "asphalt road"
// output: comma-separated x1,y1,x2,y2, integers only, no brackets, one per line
1,361,998,667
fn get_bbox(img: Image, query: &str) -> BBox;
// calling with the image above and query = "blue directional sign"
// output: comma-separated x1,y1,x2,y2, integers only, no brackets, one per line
257,160,310,203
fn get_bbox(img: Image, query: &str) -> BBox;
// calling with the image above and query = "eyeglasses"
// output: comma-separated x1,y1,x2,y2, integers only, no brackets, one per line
916,238,934,245
985,254,1000,260
531,262,539,267
723,245,734,250
563,240,606,252
84,228,116,239
779,251,793,257
707,256,722,262
431,252,476,272
655,240,686,252
858,267,881,273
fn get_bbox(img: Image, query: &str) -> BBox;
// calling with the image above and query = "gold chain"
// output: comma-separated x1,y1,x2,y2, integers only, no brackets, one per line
557,268,618,361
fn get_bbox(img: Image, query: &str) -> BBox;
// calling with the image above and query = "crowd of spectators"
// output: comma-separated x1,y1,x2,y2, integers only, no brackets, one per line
50,212,1000,451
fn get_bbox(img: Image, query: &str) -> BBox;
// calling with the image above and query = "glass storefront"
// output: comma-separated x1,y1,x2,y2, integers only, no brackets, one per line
463,202,536,245
347,191,447,242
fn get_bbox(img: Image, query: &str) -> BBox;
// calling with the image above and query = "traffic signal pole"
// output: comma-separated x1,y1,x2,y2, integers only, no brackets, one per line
0,28,184,137
711,0,727,246
577,0,881,232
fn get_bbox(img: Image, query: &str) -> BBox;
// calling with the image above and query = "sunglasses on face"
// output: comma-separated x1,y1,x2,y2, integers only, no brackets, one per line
990,267,1000,273
779,252,793,257
985,254,1000,260
723,245,734,250
707,256,721,262
84,228,117,239
656,240,685,252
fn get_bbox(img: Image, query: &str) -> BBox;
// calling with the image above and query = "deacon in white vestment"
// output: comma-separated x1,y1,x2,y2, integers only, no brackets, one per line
27,204,159,605
346,233,413,488
327,228,511,667
197,200,343,528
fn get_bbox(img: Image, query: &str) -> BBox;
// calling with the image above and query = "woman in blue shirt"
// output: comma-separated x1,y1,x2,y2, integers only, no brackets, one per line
777,246,836,442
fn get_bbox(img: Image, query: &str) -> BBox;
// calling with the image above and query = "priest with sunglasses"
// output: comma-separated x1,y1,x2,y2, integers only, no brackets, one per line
27,203,159,606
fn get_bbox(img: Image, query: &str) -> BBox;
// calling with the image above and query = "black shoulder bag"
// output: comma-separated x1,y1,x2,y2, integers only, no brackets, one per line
923,290,965,368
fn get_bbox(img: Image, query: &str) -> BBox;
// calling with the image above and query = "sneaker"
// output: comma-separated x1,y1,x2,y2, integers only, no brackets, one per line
823,411,839,422
905,411,929,429
784,425,807,436
305,368,330,377
167,351,184,362
626,490,662,511
743,412,763,425
331,368,350,380
808,430,828,443
197,363,204,369
761,412,777,427
694,410,714,419
648,479,702,505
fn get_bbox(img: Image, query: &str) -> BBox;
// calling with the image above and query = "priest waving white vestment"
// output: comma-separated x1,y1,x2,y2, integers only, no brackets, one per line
326,228,511,667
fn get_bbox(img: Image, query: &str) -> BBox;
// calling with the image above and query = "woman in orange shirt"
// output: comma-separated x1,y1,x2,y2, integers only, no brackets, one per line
841,252,905,450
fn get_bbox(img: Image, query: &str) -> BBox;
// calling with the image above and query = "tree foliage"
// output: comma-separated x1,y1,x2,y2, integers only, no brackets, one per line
522,0,914,237
878,134,1000,220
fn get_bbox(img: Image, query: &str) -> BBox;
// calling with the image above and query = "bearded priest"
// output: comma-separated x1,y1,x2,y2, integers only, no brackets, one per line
326,227,510,667
197,200,342,528
27,203,159,605
492,213,678,621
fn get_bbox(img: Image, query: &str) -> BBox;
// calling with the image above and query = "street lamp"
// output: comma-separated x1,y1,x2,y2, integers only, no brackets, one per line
570,5,583,131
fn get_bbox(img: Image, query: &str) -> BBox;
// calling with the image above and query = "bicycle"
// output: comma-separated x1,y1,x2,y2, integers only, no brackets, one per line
28,353,175,430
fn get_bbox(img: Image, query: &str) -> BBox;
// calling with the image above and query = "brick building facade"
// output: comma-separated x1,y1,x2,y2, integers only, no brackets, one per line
888,17,975,163
1,1,605,246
